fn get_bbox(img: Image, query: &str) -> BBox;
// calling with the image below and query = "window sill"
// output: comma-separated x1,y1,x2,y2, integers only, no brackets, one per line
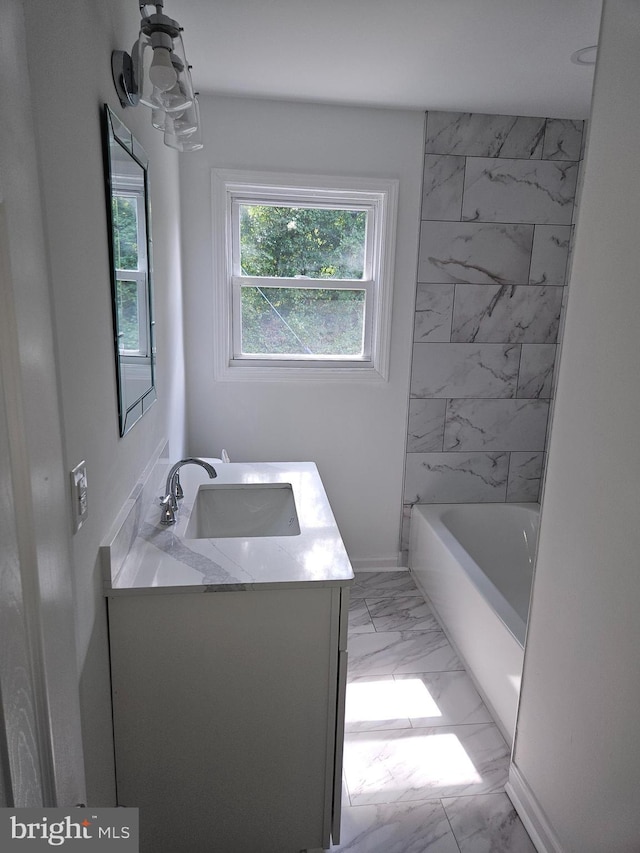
214,361,389,383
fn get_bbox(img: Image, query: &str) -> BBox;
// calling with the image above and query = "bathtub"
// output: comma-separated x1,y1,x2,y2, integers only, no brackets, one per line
408,503,539,741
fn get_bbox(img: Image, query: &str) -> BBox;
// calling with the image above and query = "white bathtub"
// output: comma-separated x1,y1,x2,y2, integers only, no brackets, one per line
408,503,539,741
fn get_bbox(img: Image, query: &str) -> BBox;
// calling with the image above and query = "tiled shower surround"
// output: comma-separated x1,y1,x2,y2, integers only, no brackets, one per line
403,112,583,526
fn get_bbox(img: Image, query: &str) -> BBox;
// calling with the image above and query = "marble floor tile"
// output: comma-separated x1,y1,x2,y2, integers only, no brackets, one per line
351,571,422,599
333,800,460,853
366,596,440,632
345,671,492,732
348,631,463,677
345,675,413,732
349,599,375,634
344,723,510,805
396,672,494,728
442,793,537,853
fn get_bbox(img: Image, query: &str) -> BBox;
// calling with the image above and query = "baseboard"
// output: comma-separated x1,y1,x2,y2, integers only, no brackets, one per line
350,557,404,571
506,764,565,853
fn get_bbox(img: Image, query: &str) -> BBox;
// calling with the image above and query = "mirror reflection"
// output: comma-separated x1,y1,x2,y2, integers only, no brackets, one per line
104,105,156,436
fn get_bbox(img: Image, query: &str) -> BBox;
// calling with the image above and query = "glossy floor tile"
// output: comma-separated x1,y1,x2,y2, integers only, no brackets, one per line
343,724,510,805
338,571,535,852
348,631,463,676
366,595,441,632
345,672,493,732
442,793,538,852
333,800,460,852
350,571,424,598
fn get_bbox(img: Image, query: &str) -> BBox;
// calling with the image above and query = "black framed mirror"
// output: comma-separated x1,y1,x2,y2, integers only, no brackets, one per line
103,105,156,436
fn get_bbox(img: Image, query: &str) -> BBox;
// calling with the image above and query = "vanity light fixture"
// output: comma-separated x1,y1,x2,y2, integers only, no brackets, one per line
111,1,203,151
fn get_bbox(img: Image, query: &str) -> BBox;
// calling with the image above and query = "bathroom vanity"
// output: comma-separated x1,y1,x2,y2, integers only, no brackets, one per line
102,460,353,853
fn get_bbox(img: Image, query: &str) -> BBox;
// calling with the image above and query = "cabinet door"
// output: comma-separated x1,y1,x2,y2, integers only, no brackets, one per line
109,587,343,853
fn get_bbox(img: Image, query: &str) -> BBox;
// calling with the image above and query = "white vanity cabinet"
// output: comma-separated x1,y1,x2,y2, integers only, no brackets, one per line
108,582,349,853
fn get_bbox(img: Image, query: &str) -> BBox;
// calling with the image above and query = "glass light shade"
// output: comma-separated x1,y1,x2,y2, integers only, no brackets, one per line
163,114,184,151
134,34,190,111
170,34,195,108
173,101,198,137
180,123,203,151
151,107,167,130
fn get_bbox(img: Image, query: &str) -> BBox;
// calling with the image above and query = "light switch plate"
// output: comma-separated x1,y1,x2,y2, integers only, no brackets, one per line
70,460,88,533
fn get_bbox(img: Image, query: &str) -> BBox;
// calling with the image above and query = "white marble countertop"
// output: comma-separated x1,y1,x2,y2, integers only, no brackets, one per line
102,460,354,596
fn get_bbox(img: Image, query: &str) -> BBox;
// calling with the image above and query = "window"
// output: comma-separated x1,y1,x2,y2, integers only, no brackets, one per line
111,182,149,358
212,170,398,381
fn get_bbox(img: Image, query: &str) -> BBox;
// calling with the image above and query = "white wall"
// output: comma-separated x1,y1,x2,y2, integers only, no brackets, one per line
0,1,86,806
18,0,187,803
180,96,424,564
511,2,640,849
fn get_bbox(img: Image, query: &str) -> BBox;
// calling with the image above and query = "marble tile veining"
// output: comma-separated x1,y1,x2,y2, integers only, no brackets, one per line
404,452,509,504
350,571,422,599
407,399,447,453
451,284,562,344
442,793,538,853
529,224,572,285
462,158,578,225
421,154,465,220
349,598,375,634
334,800,460,853
517,344,557,398
443,399,550,452
410,343,520,398
413,284,454,342
542,118,584,161
418,221,534,285
366,596,440,633
347,631,463,676
425,112,545,159
506,452,544,502
344,724,510,805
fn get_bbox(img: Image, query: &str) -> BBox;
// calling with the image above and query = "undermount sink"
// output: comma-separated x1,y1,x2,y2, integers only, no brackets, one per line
184,483,301,539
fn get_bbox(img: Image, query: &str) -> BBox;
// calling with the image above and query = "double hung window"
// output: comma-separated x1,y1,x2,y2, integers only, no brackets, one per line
212,170,398,381
112,183,149,358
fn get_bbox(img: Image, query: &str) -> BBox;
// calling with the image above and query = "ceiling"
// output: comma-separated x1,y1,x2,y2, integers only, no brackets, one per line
176,0,602,119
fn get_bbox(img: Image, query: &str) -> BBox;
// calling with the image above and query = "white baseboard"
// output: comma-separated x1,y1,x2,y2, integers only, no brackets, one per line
350,557,404,571
506,764,565,853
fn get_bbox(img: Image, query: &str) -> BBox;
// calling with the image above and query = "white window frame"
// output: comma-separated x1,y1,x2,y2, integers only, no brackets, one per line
113,183,150,358
211,169,398,382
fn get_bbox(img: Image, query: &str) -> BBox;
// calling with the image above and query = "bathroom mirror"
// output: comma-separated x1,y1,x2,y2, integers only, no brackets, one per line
103,105,156,436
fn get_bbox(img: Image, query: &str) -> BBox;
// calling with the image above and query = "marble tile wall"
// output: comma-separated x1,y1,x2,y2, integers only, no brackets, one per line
403,111,583,543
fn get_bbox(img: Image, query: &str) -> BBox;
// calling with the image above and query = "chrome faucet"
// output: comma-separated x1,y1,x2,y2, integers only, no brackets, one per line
159,458,217,525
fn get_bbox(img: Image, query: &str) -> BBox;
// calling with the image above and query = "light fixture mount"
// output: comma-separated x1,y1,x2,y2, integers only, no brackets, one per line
112,50,139,107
